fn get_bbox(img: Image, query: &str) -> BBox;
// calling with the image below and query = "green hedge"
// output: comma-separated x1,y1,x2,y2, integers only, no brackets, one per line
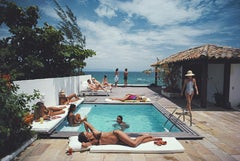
0,76,40,158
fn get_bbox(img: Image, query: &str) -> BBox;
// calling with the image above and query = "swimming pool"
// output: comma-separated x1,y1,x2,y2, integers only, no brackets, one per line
56,103,181,133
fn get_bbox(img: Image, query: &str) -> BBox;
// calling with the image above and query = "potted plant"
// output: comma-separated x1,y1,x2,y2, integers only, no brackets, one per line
160,63,181,98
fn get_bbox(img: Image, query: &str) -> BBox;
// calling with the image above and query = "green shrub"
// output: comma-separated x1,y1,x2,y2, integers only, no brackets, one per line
0,75,40,158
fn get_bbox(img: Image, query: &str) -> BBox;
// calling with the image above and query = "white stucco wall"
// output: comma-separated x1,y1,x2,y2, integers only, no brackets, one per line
14,75,91,108
229,64,240,107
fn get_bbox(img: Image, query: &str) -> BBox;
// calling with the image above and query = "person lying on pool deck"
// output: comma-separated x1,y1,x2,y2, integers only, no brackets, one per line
110,94,147,102
78,121,167,148
34,102,66,121
59,92,80,105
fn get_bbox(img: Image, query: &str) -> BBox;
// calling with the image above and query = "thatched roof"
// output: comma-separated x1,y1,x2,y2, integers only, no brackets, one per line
151,44,240,66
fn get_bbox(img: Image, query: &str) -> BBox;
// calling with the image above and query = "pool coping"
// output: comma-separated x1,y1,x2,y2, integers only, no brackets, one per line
48,102,203,139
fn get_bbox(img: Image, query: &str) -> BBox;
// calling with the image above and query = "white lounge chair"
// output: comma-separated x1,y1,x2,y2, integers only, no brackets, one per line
31,99,84,134
79,81,109,96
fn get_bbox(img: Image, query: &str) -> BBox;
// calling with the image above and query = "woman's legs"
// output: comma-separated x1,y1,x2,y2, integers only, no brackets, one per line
48,107,65,116
111,94,130,101
185,93,194,115
113,130,154,147
51,110,65,116
67,93,80,102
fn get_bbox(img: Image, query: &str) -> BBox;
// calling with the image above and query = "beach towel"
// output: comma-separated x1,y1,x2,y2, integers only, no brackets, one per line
67,136,184,153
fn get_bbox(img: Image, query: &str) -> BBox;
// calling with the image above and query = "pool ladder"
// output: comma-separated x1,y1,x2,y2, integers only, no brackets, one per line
164,107,192,130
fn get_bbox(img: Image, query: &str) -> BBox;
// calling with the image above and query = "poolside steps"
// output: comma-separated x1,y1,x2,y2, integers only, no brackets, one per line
157,97,193,126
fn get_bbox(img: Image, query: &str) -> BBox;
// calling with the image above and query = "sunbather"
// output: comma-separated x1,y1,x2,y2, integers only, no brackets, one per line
34,102,66,121
78,121,166,148
87,79,105,91
67,104,87,126
59,92,80,105
110,94,146,102
102,75,112,90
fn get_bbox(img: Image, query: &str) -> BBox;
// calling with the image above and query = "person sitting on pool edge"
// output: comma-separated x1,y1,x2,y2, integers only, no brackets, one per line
67,104,87,126
113,115,129,131
78,120,167,148
110,94,147,102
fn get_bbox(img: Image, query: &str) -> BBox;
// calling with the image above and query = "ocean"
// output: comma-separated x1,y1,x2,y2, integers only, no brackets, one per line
84,71,163,86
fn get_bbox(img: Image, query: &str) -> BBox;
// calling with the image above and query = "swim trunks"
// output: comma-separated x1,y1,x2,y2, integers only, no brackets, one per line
114,75,119,82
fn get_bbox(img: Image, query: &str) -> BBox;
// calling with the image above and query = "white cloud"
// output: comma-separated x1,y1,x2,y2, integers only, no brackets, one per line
40,0,240,71
40,3,61,21
95,0,117,18
99,0,203,26
78,16,212,71
79,19,158,71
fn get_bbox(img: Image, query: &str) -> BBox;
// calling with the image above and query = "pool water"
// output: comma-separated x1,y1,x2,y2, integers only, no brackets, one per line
56,104,181,133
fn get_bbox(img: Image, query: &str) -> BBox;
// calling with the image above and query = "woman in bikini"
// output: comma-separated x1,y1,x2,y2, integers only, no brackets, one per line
110,94,142,101
78,121,166,148
59,91,80,105
181,70,199,116
67,104,87,126
34,102,66,121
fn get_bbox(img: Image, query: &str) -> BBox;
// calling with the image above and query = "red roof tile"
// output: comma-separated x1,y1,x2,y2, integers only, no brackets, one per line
151,44,240,66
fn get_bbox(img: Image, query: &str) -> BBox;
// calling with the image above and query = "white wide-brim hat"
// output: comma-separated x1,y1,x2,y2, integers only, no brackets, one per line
185,70,195,76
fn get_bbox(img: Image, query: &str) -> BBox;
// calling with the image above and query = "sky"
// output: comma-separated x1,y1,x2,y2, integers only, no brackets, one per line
1,0,240,72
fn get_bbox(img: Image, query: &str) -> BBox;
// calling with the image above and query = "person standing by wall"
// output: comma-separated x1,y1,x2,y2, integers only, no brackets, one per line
181,70,199,117
124,68,128,87
114,68,119,87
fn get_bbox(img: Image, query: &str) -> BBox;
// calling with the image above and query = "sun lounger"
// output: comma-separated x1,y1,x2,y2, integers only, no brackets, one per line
79,81,109,96
105,96,151,103
31,98,84,134
67,136,184,153
80,88,109,96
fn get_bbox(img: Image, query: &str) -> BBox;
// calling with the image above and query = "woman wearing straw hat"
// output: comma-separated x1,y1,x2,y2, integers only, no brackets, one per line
181,70,199,116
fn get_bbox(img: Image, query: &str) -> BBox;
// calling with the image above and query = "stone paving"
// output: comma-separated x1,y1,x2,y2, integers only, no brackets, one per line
14,86,240,161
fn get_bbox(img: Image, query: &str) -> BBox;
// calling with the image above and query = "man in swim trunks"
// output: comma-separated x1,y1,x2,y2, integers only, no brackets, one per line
78,121,166,148
110,94,142,101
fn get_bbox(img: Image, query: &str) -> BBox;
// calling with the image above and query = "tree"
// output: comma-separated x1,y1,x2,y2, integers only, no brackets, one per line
53,0,95,74
0,0,40,79
53,0,85,47
0,1,95,79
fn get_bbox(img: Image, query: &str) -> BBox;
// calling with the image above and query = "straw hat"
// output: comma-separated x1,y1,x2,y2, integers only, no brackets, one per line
185,70,195,76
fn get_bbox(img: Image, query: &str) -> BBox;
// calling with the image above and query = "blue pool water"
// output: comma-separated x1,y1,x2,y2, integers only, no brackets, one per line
56,104,181,133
